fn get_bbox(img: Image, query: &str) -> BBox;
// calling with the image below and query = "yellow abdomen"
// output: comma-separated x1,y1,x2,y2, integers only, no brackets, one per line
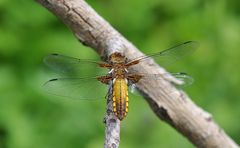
112,78,128,120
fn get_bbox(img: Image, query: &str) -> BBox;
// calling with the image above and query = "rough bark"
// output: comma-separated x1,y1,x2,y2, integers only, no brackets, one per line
36,0,239,148
104,85,120,148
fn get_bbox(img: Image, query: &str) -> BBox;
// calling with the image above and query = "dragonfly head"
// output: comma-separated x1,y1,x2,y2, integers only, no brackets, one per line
109,52,126,64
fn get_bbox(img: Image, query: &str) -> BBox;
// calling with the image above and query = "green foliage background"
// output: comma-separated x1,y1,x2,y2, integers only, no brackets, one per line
0,0,240,148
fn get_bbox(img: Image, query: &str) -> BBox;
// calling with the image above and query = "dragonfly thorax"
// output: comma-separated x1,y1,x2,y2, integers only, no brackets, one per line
110,66,128,79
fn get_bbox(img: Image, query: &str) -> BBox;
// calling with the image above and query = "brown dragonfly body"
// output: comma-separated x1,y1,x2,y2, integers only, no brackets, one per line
44,41,197,121
97,53,142,120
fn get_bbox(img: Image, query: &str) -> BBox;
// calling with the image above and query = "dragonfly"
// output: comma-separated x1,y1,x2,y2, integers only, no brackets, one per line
43,41,198,120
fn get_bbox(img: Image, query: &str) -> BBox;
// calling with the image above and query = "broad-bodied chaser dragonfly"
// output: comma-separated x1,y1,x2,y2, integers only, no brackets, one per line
44,41,198,120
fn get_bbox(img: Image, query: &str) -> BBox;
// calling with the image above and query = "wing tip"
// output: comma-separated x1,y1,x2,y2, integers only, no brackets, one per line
49,78,58,82
51,53,59,56
43,53,58,63
42,78,59,87
184,40,199,47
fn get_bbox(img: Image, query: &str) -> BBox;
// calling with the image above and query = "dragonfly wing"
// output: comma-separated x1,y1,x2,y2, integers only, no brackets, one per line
129,41,198,67
128,72,193,97
43,77,109,100
44,54,109,76
170,72,194,87
130,72,194,88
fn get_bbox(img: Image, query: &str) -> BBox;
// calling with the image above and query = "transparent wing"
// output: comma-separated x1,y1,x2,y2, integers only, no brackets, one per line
141,72,194,87
44,54,109,77
129,72,193,96
171,72,194,87
43,77,109,100
129,41,198,66
129,72,193,89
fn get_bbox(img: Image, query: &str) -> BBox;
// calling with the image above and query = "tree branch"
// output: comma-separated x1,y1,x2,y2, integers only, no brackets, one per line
104,86,120,148
36,0,239,148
